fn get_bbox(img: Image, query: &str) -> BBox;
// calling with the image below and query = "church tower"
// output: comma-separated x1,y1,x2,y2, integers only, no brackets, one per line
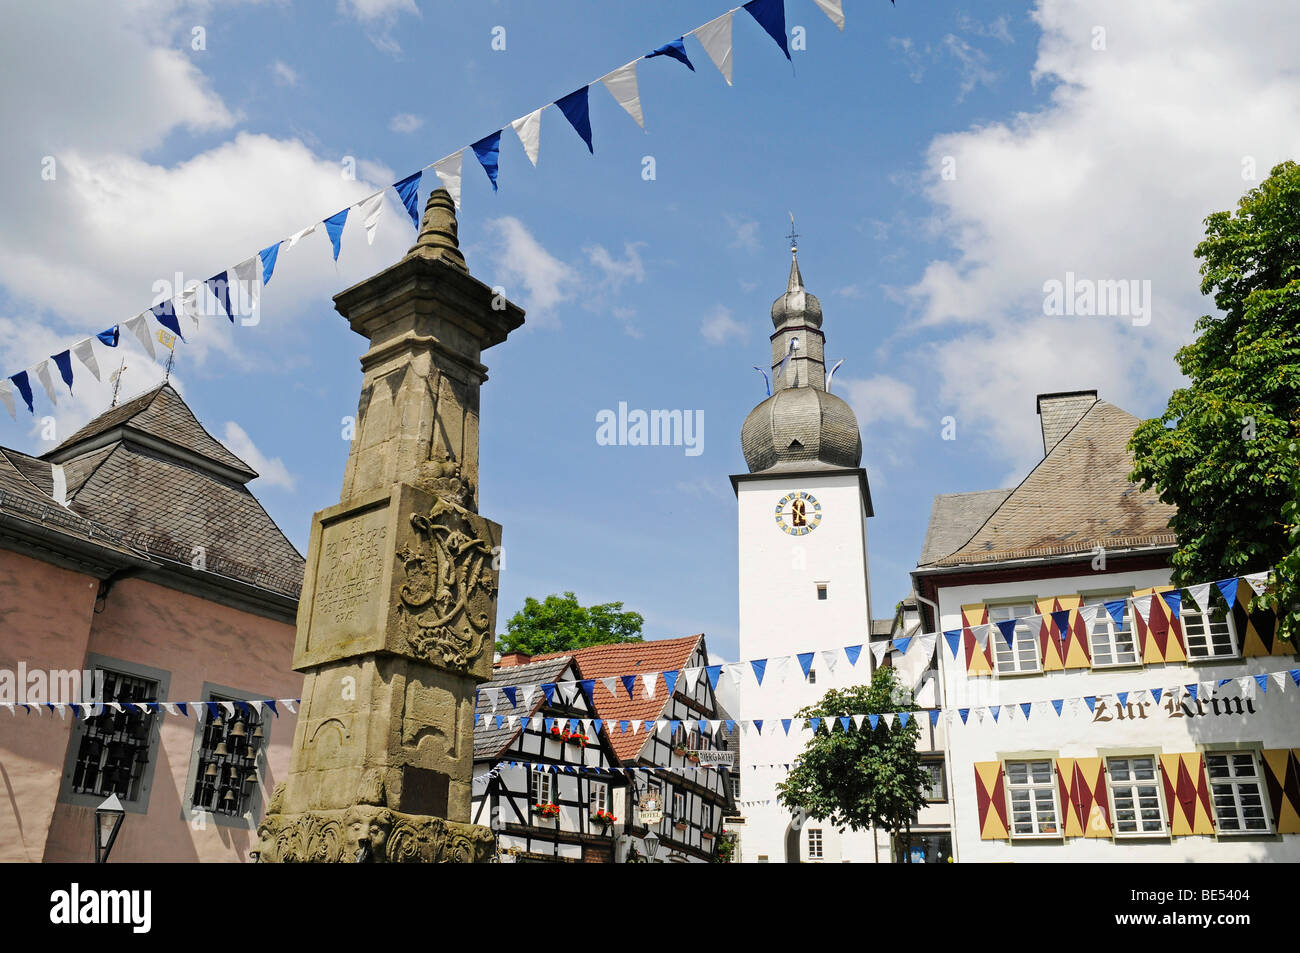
733,241,876,864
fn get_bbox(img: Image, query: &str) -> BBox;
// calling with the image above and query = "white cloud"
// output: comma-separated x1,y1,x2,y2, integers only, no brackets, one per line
220,421,296,491
271,60,300,88
483,217,578,326
388,112,423,134
725,215,760,252
337,0,420,55
840,375,926,431
941,33,998,101
700,305,748,346
902,0,1300,478
586,242,646,291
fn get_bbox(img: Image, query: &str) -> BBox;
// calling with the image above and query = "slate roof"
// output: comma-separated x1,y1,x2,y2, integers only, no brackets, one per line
0,383,303,598
473,655,575,760
531,635,705,763
918,399,1176,568
917,489,1013,566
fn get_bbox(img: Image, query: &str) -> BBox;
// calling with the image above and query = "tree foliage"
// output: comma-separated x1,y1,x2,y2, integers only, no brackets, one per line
776,667,930,840
1129,160,1300,640
496,591,644,655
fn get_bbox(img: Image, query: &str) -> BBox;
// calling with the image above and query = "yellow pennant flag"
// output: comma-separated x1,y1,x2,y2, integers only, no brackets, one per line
156,328,176,351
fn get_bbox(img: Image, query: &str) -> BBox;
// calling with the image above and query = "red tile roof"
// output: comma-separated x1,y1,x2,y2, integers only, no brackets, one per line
529,635,704,763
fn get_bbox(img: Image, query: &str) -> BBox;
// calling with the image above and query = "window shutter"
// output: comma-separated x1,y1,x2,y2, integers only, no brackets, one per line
1260,749,1300,833
1036,598,1065,671
961,604,992,676
974,761,1008,839
1133,586,1177,664
1057,595,1090,669
1075,757,1111,838
1055,758,1082,836
1159,753,1214,835
1232,582,1283,657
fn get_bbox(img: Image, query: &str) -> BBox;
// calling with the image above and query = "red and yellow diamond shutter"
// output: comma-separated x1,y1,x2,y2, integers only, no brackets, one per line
1134,586,1185,664
1260,749,1300,834
1075,757,1111,837
1057,594,1091,669
1159,753,1214,835
1036,597,1065,672
962,604,993,676
1055,758,1083,836
974,761,1008,839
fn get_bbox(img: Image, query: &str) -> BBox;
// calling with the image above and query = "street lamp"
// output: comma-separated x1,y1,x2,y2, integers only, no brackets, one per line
643,831,660,862
94,794,125,863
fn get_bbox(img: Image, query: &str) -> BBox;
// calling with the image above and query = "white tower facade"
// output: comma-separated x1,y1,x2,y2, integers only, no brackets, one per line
733,247,877,863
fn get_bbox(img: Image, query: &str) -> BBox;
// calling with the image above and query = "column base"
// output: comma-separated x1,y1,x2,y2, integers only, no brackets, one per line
254,805,494,863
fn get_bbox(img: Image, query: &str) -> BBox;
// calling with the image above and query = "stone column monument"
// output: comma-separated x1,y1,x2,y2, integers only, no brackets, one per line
255,188,524,862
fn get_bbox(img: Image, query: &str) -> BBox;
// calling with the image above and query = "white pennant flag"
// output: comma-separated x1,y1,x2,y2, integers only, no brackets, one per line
691,11,733,85
356,193,385,245
287,223,316,248
882,712,896,728
811,0,845,30
233,255,261,315
869,640,890,666
2,703,12,716
1187,583,1211,612
511,107,543,166
630,719,640,735
219,701,236,718
0,379,14,420
725,662,745,688
1131,594,1153,625
852,714,866,729
521,685,537,709
71,339,101,382
106,701,123,713
1272,672,1288,692
280,698,297,714
820,649,839,675
33,360,58,406
161,702,180,716
1079,604,1100,628
600,61,645,130
896,633,937,693
640,672,657,699
487,689,498,713
972,624,992,650
433,151,464,209
682,667,702,692
1237,676,1254,696
126,313,156,359
1201,681,1216,700
767,656,791,684
1244,572,1270,596
600,676,618,698
180,282,202,330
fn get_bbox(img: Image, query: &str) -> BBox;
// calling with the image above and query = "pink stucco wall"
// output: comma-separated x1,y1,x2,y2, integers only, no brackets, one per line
0,548,300,863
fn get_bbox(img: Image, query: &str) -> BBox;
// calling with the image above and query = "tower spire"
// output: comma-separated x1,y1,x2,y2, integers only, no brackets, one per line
787,212,803,292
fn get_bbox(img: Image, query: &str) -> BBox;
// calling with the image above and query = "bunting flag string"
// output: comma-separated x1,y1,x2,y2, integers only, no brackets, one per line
2,0,856,416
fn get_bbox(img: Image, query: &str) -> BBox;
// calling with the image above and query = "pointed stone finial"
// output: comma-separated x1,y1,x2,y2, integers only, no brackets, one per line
788,246,804,293
406,187,467,271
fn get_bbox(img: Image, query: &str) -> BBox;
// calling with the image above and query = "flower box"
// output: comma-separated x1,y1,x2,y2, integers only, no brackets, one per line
532,803,560,819
591,809,618,828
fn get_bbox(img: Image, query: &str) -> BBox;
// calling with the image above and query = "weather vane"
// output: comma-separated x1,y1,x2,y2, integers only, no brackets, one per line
787,211,799,252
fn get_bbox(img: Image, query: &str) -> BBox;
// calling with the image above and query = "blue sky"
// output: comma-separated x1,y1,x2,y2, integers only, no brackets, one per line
2,1,1298,662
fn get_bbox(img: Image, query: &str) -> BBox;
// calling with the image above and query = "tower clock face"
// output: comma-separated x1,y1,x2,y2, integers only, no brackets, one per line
775,491,822,536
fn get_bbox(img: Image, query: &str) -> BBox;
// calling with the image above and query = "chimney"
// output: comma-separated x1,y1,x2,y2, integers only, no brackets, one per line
1036,390,1098,456
497,652,532,668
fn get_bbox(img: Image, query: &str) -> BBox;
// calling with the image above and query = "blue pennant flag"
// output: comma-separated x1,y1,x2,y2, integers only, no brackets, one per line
1051,609,1072,639
579,679,595,700
1117,691,1129,707
568,718,580,733
943,629,962,658
544,717,555,733
51,350,74,392
1218,678,1231,687
393,171,422,227
1291,669,1300,686
471,131,502,191
70,703,81,719
1255,674,1268,692
698,719,710,736
206,271,234,322
958,708,970,724
236,701,252,717
751,659,767,685
844,644,862,666
724,719,734,733
542,683,556,704
324,208,349,261
744,0,791,60
752,719,763,735
898,711,911,729
797,652,814,678
868,714,880,730
1052,699,1064,717
990,706,1000,722
668,720,680,733
1104,599,1127,625
178,702,189,717
1020,702,1032,720
929,710,940,727
503,686,518,708
809,717,821,733
620,675,636,699
96,326,120,347
996,619,1017,646
839,716,850,732
150,300,185,341
662,670,679,696
646,36,695,70
1150,688,1162,704
1186,683,1198,701
1084,696,1096,713
894,636,912,655
1216,577,1239,608
555,86,594,153
496,716,504,730
206,702,220,719
619,720,629,734
705,665,722,689
644,721,655,733
1162,589,1181,620
781,718,792,735
259,242,281,286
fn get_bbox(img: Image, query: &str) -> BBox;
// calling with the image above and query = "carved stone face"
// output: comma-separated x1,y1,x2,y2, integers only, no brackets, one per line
344,806,393,862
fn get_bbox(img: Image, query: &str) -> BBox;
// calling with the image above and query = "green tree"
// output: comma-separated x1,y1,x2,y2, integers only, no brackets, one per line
776,667,931,855
497,591,644,655
1129,160,1300,640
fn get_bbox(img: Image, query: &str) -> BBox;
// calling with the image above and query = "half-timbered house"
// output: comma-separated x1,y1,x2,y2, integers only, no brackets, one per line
534,635,735,863
471,655,627,862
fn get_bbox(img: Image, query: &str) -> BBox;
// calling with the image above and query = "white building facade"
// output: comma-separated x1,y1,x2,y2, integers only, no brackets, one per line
914,391,1300,862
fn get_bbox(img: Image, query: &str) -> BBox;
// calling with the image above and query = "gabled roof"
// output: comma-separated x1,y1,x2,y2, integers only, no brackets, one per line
919,399,1176,568
917,489,1013,566
473,655,575,760
532,635,705,763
